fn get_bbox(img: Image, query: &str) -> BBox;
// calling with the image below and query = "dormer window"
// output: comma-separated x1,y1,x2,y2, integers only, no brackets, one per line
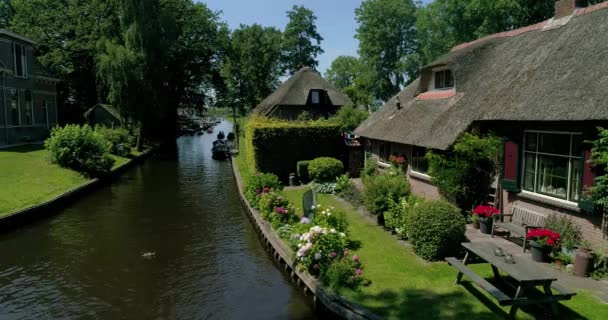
14,43,27,77
433,69,453,90
311,90,321,105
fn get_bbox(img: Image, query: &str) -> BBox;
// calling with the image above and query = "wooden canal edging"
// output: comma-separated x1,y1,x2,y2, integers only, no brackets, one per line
0,148,156,230
230,157,382,320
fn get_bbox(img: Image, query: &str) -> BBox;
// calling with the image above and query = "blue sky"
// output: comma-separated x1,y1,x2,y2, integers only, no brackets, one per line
200,0,433,74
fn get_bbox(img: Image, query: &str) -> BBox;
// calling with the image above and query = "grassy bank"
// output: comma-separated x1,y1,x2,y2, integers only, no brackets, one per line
282,188,608,320
0,144,131,216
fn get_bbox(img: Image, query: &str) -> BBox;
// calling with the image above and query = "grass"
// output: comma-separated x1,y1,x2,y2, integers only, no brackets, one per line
233,134,251,185
0,144,131,216
282,188,608,320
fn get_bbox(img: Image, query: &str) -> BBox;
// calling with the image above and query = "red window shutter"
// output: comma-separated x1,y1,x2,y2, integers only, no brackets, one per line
582,149,595,189
501,139,521,192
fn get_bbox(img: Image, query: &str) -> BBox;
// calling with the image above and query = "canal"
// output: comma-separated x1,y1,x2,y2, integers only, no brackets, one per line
0,120,316,319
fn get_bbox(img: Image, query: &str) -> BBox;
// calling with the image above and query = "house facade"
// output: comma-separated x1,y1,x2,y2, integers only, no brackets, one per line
0,30,59,147
355,0,608,247
252,66,352,120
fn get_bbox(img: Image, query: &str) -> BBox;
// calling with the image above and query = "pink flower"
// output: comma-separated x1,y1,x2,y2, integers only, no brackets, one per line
330,252,337,258
344,250,349,257
313,264,320,270
353,255,360,263
355,269,362,276
275,207,286,215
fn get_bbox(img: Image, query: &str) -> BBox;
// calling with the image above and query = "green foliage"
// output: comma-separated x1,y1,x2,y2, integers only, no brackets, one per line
45,124,114,177
244,172,283,207
361,158,379,182
385,196,421,239
281,5,324,74
221,24,283,114
550,251,573,266
297,160,311,182
329,105,369,133
355,0,417,101
335,174,363,207
405,200,466,261
311,204,350,233
244,116,342,181
591,248,608,280
258,190,298,229
95,126,134,156
591,127,608,211
362,171,410,216
320,256,364,290
426,131,502,211
308,157,344,182
324,56,374,107
545,214,582,250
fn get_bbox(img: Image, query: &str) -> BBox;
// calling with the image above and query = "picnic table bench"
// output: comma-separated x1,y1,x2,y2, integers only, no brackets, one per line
446,242,576,319
492,206,547,252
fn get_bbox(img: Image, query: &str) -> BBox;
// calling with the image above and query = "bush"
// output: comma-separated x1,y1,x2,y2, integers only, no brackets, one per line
297,160,311,182
308,157,344,182
244,172,283,207
311,204,349,233
320,256,364,290
336,174,363,206
385,196,421,239
45,124,114,177
361,158,378,183
362,173,410,216
545,214,582,250
405,200,466,261
95,125,134,156
328,105,369,133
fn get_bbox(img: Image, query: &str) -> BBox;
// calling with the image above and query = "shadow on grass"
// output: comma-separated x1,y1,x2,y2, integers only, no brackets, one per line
0,144,43,153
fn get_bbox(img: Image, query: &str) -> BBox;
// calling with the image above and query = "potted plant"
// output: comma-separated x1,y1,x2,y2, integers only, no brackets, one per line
472,205,500,234
526,229,560,262
470,213,480,229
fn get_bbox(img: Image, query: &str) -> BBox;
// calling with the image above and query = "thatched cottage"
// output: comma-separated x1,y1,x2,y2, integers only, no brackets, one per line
252,66,352,120
354,0,608,246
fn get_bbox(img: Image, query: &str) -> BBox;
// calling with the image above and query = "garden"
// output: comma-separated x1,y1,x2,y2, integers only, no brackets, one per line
0,124,141,216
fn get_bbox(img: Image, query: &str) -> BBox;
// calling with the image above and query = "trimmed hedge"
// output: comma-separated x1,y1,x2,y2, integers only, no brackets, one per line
309,157,344,182
244,116,343,182
362,172,410,216
297,160,311,182
405,200,466,261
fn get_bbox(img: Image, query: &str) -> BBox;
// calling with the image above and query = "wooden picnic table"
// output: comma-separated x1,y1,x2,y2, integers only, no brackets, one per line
446,242,576,319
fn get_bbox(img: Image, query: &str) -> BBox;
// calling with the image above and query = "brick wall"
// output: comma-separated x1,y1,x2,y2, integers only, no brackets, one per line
502,190,608,249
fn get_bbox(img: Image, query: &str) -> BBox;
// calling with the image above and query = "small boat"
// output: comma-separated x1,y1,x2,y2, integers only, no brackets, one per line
217,131,225,140
212,140,229,160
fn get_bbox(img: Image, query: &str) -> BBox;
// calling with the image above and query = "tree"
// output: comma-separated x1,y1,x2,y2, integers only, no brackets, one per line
0,0,14,28
329,105,369,133
355,0,417,102
221,24,283,115
325,56,374,108
281,5,324,75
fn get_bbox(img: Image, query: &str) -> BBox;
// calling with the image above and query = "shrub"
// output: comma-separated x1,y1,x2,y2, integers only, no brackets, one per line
362,173,410,216
328,104,369,133
320,256,364,290
545,214,582,250
45,124,114,177
95,125,134,156
311,204,349,233
361,158,378,182
385,196,421,239
405,200,466,261
308,157,344,182
244,172,283,207
297,160,311,182
293,226,349,275
335,174,363,206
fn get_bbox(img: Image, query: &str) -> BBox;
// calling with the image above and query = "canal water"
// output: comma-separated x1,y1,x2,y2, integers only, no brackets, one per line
0,120,316,319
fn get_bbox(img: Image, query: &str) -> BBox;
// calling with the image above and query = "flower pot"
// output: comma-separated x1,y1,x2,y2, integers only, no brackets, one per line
529,241,549,262
479,218,492,234
573,247,593,277
472,221,480,229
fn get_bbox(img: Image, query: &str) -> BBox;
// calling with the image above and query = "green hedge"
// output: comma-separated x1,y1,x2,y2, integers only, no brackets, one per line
244,116,344,181
309,157,344,182
297,160,311,182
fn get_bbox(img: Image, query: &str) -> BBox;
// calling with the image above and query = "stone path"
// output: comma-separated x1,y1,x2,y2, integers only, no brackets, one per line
467,225,608,303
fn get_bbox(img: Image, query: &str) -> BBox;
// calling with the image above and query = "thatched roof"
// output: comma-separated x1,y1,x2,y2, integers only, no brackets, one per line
252,66,352,117
355,3,608,150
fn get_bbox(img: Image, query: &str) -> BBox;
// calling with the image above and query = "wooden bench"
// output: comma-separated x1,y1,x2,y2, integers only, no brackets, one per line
491,206,547,252
446,257,514,306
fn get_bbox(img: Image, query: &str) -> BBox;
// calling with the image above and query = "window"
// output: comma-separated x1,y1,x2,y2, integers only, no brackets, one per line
411,145,428,174
24,90,33,125
41,100,49,128
311,90,321,104
434,69,454,89
522,131,583,202
10,89,19,126
14,43,27,77
379,141,390,163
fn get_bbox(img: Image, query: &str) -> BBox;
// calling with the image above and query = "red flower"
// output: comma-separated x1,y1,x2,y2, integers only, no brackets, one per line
472,205,501,218
526,228,560,247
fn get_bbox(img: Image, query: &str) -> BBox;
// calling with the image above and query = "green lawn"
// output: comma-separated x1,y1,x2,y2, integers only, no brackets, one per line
0,145,130,216
283,188,608,320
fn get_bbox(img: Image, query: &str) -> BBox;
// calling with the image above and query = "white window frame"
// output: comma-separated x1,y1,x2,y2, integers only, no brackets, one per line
410,145,429,175
521,130,583,203
13,43,28,78
431,67,454,90
311,90,321,105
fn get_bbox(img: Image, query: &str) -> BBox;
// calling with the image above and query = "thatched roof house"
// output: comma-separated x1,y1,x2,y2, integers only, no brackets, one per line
355,0,608,247
252,66,352,120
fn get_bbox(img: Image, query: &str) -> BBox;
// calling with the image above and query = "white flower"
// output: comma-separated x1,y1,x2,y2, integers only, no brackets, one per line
311,205,316,210
314,253,322,260
339,232,346,237
297,243,303,248
330,228,336,233
327,212,331,216
330,206,335,210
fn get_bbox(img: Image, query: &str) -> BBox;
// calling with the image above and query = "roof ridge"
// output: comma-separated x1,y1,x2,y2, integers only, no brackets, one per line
450,1,608,53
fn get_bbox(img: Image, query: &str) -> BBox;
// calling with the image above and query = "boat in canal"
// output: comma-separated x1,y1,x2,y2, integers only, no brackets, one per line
211,139,229,160
216,131,225,140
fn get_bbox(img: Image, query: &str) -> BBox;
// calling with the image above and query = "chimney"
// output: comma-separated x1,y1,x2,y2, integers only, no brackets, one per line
555,0,587,19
